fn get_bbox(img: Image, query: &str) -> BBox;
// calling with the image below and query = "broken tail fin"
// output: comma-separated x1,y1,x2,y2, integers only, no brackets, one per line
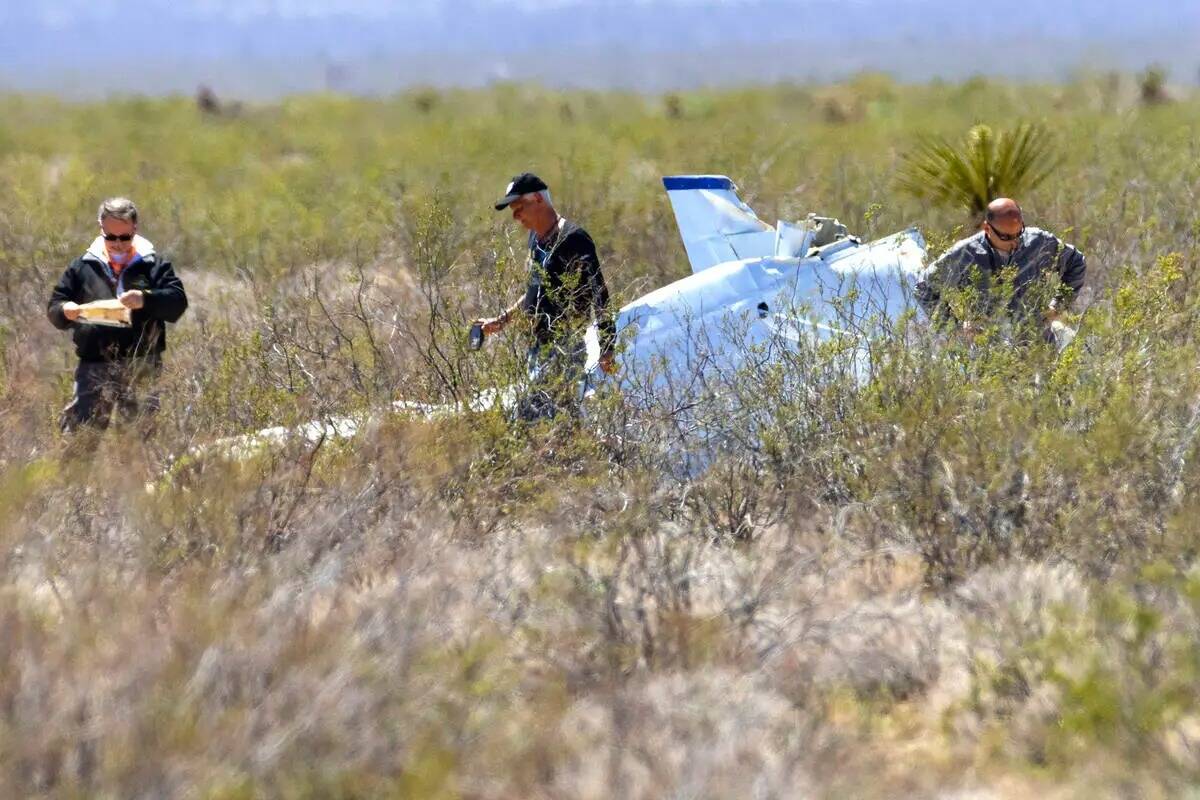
662,175,776,273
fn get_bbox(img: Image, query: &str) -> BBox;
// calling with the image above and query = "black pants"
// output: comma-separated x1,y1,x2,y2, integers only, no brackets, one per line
60,357,162,432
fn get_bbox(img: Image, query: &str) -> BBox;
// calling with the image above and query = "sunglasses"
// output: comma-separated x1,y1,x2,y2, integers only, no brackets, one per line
987,223,1024,242
102,233,134,242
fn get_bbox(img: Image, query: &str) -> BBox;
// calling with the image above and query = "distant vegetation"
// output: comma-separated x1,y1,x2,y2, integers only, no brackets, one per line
1,75,1200,797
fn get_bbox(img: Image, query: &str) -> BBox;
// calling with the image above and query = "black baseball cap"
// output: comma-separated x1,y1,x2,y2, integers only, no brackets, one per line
494,172,548,210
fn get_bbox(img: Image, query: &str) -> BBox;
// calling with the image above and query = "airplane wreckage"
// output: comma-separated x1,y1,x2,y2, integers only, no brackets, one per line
202,175,929,458
599,175,924,383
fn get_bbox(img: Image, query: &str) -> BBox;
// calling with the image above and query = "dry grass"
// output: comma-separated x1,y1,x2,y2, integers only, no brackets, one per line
1,78,1199,797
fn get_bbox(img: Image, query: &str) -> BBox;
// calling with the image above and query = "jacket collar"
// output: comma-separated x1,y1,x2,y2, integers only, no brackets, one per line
83,234,156,266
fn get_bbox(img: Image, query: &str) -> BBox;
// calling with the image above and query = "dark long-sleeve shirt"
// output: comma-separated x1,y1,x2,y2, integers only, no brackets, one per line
915,227,1086,323
523,217,615,355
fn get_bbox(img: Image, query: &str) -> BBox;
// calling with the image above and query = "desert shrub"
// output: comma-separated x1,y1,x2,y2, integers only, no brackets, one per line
897,122,1063,220
0,80,1198,797
1140,65,1170,106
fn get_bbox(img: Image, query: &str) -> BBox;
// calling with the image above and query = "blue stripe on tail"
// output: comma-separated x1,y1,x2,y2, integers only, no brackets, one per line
662,176,736,191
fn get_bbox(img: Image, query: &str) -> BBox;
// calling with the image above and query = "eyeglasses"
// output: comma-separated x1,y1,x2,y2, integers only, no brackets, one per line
102,233,134,242
987,223,1024,243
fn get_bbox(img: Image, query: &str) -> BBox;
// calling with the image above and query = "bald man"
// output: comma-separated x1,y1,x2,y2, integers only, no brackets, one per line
916,198,1086,334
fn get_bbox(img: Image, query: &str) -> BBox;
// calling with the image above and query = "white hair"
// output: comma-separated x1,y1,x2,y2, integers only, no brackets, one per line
537,189,553,208
98,197,138,225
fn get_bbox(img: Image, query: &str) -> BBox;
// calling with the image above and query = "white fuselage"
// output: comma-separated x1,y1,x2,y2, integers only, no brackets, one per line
587,228,927,388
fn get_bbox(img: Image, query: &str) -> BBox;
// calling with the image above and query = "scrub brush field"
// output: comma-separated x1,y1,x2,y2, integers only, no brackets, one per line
2,75,1200,798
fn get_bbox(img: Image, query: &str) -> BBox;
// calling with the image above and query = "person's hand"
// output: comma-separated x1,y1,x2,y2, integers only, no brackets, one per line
475,316,506,336
1042,306,1062,324
118,290,145,310
62,301,81,321
598,352,618,375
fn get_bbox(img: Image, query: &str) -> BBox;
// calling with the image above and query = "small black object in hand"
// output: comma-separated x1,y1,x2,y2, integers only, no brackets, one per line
469,323,484,351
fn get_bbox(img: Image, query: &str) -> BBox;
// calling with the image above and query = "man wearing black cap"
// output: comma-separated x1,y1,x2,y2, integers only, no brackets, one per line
475,172,616,419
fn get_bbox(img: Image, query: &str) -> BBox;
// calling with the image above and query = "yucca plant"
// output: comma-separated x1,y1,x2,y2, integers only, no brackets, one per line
897,122,1062,220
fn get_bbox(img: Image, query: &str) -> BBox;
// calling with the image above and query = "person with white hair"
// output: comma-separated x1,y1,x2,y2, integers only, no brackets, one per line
475,172,615,419
47,197,188,431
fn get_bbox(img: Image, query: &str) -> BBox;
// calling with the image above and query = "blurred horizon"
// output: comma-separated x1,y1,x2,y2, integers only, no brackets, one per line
3,0,1199,97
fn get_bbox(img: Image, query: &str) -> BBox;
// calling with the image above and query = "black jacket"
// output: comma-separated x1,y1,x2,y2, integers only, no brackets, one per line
47,237,188,362
523,218,615,354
